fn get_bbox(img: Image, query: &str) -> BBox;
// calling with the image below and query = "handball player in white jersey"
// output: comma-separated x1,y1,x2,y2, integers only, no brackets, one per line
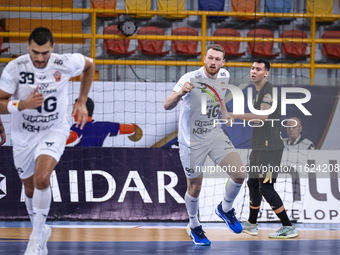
0,27,95,255
164,44,246,246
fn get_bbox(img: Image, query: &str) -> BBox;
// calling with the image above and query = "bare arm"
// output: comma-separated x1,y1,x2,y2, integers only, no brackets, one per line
71,56,95,129
0,116,6,145
164,82,195,110
229,103,270,121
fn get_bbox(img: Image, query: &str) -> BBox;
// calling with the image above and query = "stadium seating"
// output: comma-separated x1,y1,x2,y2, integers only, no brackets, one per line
137,27,170,55
103,25,136,56
0,27,9,54
213,28,245,57
280,30,309,58
247,29,279,58
158,0,188,19
0,0,72,7
90,0,120,18
125,0,155,19
171,27,200,56
231,0,262,21
306,0,337,23
322,31,340,60
1,18,86,44
198,0,226,20
265,0,295,23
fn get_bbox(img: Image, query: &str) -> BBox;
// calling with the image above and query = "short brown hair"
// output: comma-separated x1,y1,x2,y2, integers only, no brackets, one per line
206,44,225,57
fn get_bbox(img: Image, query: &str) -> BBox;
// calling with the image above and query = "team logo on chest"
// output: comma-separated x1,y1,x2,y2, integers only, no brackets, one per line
53,71,61,82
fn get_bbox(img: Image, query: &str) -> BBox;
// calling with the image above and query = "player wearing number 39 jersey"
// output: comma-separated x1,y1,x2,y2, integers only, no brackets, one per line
0,27,95,255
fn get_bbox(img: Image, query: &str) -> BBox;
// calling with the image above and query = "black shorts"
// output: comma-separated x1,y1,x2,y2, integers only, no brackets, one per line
248,149,283,183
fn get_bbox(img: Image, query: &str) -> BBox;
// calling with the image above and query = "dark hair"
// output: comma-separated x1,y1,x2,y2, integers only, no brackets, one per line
28,27,54,46
75,97,94,117
254,58,270,71
206,44,225,57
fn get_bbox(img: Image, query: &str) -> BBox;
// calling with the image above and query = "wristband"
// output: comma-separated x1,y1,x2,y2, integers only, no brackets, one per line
7,100,20,113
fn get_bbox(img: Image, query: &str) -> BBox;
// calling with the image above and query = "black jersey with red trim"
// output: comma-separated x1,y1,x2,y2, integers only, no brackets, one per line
251,81,284,151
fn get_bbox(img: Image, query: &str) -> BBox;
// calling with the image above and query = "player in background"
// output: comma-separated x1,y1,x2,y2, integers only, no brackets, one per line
164,44,246,246
0,27,95,254
283,117,314,150
227,59,298,238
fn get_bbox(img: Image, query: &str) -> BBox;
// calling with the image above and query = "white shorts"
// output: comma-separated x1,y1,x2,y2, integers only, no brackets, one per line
13,131,68,180
179,133,236,179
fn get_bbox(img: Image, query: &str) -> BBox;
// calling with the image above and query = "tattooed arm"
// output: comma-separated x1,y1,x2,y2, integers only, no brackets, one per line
0,117,6,146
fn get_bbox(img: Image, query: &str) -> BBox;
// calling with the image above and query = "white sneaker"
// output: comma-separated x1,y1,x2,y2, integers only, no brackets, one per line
240,220,259,236
268,225,299,239
24,236,43,255
42,225,52,255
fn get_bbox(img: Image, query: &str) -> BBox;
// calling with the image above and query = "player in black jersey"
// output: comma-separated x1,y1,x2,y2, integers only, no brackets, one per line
228,59,298,238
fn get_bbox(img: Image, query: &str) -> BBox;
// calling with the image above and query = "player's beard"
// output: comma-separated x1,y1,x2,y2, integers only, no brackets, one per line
205,64,219,76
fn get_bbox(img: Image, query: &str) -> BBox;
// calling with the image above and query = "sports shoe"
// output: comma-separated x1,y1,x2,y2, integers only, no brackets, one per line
215,202,242,234
241,221,258,236
268,225,299,239
24,236,43,255
42,225,52,255
186,224,211,246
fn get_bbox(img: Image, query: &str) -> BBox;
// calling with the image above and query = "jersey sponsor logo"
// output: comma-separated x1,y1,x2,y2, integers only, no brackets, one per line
220,72,226,76
45,142,55,147
22,123,40,133
194,120,214,127
192,128,209,134
195,74,203,78
263,93,273,104
23,113,59,123
53,71,61,82
39,83,49,90
38,76,46,80
54,59,63,65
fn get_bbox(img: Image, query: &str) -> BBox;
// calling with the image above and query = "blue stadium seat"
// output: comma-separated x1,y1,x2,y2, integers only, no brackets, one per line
265,0,295,23
198,0,225,20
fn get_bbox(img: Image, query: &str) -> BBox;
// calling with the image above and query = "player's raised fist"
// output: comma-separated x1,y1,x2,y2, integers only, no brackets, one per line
180,82,195,96
20,86,44,110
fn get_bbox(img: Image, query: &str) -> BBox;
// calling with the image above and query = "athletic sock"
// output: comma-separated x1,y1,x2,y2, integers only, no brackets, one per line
31,187,51,239
185,192,200,229
25,194,34,226
222,178,242,213
248,208,260,224
277,210,292,226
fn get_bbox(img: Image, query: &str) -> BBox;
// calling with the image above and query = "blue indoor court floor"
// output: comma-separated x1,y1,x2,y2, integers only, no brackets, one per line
1,222,339,255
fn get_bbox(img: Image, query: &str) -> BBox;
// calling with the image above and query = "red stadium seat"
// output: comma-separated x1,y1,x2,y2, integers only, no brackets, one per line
171,27,200,56
280,30,310,58
213,28,245,57
322,31,340,59
103,25,136,56
247,29,279,58
137,27,170,56
231,0,262,21
0,27,9,54
90,0,120,18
